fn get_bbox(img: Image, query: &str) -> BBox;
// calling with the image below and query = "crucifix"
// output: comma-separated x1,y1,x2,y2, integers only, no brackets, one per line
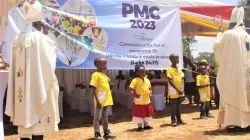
46,116,51,123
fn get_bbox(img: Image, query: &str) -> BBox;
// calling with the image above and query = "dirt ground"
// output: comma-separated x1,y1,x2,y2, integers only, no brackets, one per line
4,101,250,140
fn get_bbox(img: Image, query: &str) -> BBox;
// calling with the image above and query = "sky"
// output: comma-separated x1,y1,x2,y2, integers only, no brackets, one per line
191,0,238,57
216,0,238,5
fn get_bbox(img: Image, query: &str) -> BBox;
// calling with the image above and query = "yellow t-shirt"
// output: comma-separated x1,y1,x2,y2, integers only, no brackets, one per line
62,20,70,28
69,18,73,23
80,16,89,27
68,26,73,33
196,75,211,102
73,25,81,35
90,72,113,108
167,67,184,99
129,77,151,105
68,25,81,35
67,25,81,35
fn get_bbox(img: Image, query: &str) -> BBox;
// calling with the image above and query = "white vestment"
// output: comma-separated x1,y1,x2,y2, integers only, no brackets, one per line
214,26,250,128
5,30,60,138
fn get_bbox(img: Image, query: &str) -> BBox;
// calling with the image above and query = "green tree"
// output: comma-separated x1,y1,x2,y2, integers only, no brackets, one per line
244,2,250,28
182,36,197,59
194,52,213,63
238,0,250,28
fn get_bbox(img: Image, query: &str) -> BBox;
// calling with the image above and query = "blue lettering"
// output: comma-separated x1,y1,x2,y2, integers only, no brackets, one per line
122,3,133,17
134,5,149,19
149,7,160,20
122,3,161,20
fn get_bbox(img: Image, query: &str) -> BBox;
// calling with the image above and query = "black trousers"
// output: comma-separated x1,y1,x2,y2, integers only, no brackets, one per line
170,97,182,123
200,102,209,116
214,79,220,107
20,135,43,140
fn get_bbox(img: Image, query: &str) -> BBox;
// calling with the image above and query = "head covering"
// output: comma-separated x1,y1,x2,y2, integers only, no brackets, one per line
201,59,208,64
230,7,245,28
23,0,42,22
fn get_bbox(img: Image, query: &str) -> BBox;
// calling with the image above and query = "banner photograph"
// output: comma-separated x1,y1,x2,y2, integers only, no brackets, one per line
36,0,183,69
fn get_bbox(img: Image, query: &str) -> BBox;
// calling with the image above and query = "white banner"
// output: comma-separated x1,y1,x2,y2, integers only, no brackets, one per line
4,0,183,70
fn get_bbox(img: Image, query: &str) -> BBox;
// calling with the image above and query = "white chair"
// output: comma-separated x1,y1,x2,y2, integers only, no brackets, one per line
66,85,78,106
86,87,95,116
84,87,113,117
126,91,134,110
78,88,88,112
70,86,82,109
113,80,126,104
63,91,69,104
58,91,64,118
65,86,76,106
79,87,94,115
151,79,167,111
120,87,130,107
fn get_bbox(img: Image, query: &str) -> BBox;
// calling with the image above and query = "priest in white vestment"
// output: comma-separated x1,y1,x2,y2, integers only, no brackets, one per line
5,1,60,139
213,7,250,132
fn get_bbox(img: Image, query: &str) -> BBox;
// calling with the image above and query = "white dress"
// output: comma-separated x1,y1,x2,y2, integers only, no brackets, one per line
214,26,250,128
5,30,60,138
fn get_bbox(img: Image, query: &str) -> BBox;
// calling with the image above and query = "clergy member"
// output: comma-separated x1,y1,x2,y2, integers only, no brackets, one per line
213,7,250,132
5,1,60,139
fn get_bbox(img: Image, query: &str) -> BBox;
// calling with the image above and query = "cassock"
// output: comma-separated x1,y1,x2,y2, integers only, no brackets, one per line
5,28,60,138
213,7,250,128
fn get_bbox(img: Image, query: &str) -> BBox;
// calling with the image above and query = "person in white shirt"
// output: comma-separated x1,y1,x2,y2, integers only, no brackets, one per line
183,56,198,105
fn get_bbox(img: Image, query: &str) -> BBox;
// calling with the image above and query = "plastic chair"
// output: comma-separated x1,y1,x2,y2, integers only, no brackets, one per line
151,79,167,111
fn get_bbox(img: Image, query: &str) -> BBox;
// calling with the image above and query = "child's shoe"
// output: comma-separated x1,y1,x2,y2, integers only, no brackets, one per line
200,116,208,119
103,130,116,139
144,126,153,130
95,132,105,140
177,119,187,125
172,123,177,127
207,114,215,118
137,127,143,131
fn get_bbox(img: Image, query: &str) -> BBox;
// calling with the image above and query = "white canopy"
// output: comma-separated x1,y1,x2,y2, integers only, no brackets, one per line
137,0,233,6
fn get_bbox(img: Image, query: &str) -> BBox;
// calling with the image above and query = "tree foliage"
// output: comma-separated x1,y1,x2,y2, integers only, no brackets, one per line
194,52,213,63
244,4,250,28
238,0,250,28
182,36,197,59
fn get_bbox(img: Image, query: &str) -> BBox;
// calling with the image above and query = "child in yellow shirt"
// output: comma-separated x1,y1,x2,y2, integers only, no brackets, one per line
129,64,154,131
62,18,70,29
90,57,116,140
68,20,82,35
167,54,186,127
196,65,214,119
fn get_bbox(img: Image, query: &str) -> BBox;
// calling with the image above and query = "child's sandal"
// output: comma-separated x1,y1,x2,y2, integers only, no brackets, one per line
144,126,153,130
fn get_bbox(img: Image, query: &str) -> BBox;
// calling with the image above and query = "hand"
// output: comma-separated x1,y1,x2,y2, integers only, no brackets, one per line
135,94,140,99
149,92,152,97
219,27,224,33
178,89,184,95
96,101,102,109
211,93,215,100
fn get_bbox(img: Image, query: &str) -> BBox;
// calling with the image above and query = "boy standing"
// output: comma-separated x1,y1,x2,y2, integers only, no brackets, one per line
196,65,214,119
167,54,186,127
90,57,116,140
